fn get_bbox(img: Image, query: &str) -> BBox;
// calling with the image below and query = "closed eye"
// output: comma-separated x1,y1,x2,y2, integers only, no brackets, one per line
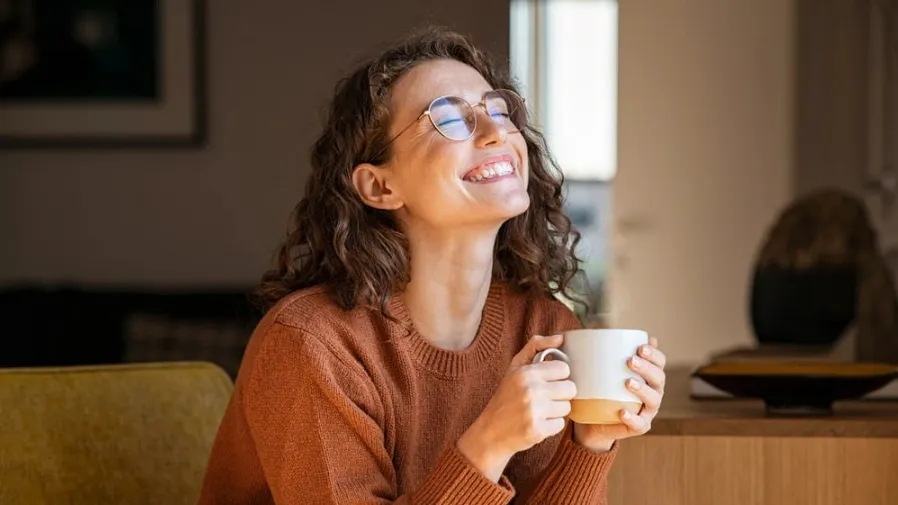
437,117,466,128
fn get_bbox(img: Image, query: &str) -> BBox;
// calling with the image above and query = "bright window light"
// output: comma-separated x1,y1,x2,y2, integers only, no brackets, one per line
511,0,618,181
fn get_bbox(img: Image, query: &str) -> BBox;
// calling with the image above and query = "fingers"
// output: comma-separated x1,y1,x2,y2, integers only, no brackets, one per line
513,334,563,367
620,408,652,434
626,378,662,415
544,417,567,437
531,334,563,353
639,341,667,370
546,400,572,419
544,379,577,401
572,409,650,443
528,360,571,382
629,355,665,392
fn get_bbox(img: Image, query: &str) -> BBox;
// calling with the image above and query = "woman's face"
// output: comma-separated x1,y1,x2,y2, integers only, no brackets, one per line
353,59,530,230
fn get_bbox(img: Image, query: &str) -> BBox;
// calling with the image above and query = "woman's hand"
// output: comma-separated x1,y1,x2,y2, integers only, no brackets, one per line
572,337,667,452
457,334,576,482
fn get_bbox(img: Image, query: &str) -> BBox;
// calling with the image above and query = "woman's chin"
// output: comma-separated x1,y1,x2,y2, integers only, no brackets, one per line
506,194,531,217
484,193,531,222
447,186,531,226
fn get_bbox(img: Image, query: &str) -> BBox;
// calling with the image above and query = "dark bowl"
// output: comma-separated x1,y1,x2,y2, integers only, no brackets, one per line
750,266,857,346
693,362,897,415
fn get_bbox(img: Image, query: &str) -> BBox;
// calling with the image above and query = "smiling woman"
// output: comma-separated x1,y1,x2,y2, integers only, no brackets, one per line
351,60,534,236
198,26,666,505
255,37,579,313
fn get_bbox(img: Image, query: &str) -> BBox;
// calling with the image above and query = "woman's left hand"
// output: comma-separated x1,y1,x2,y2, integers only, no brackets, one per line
572,337,667,452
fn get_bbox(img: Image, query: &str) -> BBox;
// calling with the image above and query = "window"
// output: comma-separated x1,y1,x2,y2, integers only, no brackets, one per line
510,0,618,181
511,0,619,320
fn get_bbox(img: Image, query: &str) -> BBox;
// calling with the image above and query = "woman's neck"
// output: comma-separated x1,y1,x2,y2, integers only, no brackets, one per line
402,227,499,350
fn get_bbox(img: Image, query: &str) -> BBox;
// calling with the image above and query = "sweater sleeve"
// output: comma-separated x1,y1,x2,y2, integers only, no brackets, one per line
242,321,516,505
515,425,618,504
512,299,619,504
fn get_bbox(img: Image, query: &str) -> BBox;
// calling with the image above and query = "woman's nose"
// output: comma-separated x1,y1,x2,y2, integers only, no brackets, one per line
473,107,508,147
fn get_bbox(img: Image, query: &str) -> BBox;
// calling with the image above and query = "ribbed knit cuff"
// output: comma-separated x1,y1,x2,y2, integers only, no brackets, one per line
410,447,515,505
527,437,618,504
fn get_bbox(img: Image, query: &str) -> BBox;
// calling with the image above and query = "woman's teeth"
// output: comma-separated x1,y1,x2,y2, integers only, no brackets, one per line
464,161,515,182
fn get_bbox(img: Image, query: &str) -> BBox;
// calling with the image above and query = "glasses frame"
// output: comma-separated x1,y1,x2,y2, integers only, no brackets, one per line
370,89,527,162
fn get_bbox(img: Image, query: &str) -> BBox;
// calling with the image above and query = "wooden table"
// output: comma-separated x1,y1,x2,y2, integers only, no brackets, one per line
607,366,898,505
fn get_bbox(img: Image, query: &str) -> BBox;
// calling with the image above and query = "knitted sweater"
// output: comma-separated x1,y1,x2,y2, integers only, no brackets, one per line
198,282,617,504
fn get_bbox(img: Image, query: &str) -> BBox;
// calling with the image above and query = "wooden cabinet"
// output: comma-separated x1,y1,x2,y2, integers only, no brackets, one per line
607,368,898,505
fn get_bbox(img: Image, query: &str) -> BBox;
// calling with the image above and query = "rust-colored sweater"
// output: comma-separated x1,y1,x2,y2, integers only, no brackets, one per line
199,282,617,504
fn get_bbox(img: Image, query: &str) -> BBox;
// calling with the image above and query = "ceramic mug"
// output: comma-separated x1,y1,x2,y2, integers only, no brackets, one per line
532,329,648,424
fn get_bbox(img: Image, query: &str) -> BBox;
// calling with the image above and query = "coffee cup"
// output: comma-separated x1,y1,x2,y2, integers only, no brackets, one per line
532,329,648,424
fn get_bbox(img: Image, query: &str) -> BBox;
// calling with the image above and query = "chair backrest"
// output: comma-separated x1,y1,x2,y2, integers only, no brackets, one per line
0,362,233,505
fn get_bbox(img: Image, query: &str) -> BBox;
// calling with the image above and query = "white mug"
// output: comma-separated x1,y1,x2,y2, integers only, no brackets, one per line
532,329,648,424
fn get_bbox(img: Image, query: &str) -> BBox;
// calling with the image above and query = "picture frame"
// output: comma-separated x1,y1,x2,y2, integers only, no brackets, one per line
0,0,206,148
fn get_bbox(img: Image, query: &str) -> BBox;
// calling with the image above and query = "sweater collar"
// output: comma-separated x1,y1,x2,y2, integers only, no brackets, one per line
386,281,506,378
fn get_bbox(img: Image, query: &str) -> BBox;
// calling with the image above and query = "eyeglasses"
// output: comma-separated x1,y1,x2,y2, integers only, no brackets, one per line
371,89,528,161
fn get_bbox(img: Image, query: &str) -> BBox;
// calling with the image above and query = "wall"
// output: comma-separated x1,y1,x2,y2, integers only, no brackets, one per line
612,0,796,365
0,0,510,288
794,0,870,197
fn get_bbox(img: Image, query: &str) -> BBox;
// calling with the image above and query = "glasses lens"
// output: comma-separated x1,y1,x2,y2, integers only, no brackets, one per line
429,96,476,141
485,90,527,133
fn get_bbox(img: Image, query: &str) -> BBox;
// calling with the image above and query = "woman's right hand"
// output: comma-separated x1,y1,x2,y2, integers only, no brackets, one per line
456,334,576,482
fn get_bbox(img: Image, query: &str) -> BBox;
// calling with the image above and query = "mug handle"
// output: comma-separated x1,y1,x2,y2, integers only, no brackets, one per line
532,348,570,364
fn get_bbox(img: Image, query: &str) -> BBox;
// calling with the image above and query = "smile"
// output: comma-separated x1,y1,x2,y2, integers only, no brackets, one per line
462,156,517,183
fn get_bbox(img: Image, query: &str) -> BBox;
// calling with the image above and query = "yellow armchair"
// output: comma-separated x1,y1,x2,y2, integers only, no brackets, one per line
0,362,233,505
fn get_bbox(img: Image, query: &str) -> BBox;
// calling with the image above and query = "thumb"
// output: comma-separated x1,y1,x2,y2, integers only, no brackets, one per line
511,334,564,368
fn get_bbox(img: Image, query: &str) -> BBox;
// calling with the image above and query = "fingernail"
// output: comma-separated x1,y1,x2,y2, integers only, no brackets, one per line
622,409,632,419
631,356,642,369
641,345,652,357
628,378,642,390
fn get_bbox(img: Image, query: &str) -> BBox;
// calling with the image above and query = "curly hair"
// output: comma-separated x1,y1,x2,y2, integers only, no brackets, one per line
256,27,583,312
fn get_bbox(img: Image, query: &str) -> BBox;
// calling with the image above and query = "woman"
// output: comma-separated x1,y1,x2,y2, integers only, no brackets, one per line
199,27,666,505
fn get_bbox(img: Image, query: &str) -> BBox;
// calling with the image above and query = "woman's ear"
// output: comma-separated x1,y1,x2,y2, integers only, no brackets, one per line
351,163,404,210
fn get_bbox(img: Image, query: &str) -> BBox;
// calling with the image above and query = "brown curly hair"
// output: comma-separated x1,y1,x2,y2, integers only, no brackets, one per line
256,27,583,312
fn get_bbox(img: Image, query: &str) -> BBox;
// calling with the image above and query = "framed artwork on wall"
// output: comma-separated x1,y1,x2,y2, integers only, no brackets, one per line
0,0,206,148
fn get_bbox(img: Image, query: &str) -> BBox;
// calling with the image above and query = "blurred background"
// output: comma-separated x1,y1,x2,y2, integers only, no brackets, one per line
2,0,897,374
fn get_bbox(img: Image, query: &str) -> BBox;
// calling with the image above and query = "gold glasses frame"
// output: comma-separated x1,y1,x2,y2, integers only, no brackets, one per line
370,89,527,162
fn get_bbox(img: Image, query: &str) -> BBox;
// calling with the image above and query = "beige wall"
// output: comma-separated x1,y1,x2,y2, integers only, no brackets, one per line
0,1,510,287
612,0,796,365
